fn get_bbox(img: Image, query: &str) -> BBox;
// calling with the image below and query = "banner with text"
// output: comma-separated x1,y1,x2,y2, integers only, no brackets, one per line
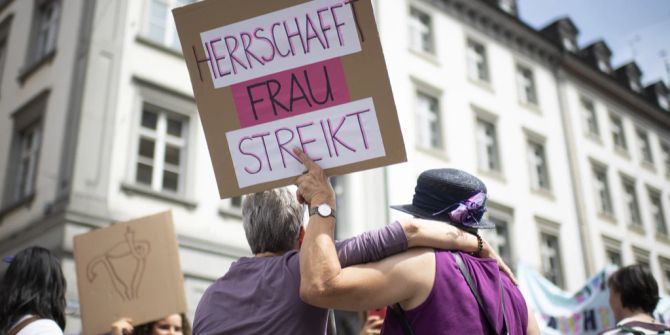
173,0,406,197
518,263,670,335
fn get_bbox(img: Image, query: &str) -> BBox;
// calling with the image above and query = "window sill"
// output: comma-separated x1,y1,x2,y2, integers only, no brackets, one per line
530,187,554,201
136,35,184,58
0,193,35,220
408,48,439,67
477,169,505,183
468,77,494,94
613,146,630,159
218,206,242,219
518,100,542,114
641,160,656,173
121,182,197,209
584,133,603,145
598,212,617,224
656,232,670,244
415,145,448,162
18,50,56,85
627,223,645,235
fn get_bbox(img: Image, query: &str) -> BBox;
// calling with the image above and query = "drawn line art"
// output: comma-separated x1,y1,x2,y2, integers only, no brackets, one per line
86,227,151,300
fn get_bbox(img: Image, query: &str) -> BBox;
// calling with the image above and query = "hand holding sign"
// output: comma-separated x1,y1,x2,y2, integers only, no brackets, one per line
294,147,335,208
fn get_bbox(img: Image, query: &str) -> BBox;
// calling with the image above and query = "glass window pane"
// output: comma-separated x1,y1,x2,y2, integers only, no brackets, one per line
167,117,183,137
136,163,153,185
164,145,181,166
163,170,179,191
138,138,155,159
142,110,158,129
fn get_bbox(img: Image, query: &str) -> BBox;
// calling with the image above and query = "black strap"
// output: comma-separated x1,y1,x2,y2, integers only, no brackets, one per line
452,251,508,335
387,303,415,335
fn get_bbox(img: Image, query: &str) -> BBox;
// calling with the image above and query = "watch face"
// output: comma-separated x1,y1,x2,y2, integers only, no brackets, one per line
317,204,332,217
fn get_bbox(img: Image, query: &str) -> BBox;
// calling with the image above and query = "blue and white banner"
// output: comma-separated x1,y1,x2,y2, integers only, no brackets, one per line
517,263,670,334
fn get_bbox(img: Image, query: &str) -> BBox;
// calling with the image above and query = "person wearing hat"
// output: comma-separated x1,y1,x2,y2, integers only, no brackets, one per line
296,148,540,335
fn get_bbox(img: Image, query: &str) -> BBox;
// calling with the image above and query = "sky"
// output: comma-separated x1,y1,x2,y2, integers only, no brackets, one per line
517,0,670,87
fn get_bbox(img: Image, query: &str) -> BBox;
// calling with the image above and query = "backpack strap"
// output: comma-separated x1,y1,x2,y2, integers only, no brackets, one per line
387,303,415,335
452,251,507,335
619,321,670,334
7,315,41,335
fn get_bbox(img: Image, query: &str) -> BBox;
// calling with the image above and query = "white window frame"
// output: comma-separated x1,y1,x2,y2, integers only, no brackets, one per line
661,141,670,177
516,64,538,105
581,97,599,137
0,15,11,94
28,0,61,65
127,79,197,200
480,204,514,269
659,257,670,293
636,128,654,164
476,117,501,173
408,6,434,55
142,0,193,51
659,94,669,111
466,38,489,82
2,90,49,208
632,246,651,269
525,131,551,191
591,162,614,216
602,236,622,267
609,113,627,150
620,174,641,227
414,87,443,150
648,187,668,236
537,218,564,289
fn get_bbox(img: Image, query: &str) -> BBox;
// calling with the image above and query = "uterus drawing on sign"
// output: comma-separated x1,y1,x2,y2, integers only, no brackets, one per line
86,227,151,301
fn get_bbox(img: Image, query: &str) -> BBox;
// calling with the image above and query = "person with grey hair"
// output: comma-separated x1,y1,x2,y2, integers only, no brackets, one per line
192,183,513,334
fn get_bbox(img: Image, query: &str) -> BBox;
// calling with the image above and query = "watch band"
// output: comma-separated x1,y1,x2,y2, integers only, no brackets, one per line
309,204,337,218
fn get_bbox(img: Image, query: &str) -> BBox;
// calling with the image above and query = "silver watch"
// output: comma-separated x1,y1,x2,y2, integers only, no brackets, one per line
309,203,336,219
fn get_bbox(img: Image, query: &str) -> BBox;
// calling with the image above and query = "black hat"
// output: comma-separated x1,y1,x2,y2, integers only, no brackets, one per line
391,168,495,229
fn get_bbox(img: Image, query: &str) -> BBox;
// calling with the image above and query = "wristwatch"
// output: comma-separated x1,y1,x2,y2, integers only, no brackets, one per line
309,203,336,219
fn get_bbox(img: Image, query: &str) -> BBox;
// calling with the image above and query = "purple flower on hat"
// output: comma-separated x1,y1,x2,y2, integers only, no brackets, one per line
432,192,487,227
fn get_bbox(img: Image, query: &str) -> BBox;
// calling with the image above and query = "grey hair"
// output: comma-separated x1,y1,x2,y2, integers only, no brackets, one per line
242,188,304,254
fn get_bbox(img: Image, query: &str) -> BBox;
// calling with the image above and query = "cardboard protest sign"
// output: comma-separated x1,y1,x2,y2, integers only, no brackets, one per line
173,0,406,198
74,211,186,335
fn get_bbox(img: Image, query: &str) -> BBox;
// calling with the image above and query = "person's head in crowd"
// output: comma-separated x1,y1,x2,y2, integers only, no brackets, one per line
608,264,660,322
242,188,303,254
112,313,191,335
0,246,67,333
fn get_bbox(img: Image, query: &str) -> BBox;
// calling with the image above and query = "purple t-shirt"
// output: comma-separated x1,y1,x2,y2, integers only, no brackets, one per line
193,222,408,335
381,250,529,335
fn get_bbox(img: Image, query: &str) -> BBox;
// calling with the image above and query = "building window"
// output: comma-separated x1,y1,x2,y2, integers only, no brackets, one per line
592,164,613,216
597,59,611,73
621,177,641,226
415,90,442,150
610,114,627,150
562,37,577,53
633,248,651,269
408,7,433,54
527,139,550,191
606,248,622,267
636,128,654,164
516,65,538,105
649,188,667,236
466,39,489,82
581,97,599,137
497,0,517,15
144,0,193,50
660,258,670,293
481,208,513,268
476,119,500,172
659,94,669,111
2,91,49,207
630,79,641,93
135,107,188,193
662,142,670,177
0,15,11,93
28,0,61,65
540,231,564,288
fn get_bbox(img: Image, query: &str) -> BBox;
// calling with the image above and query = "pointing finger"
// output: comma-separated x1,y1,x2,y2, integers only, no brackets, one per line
293,147,318,171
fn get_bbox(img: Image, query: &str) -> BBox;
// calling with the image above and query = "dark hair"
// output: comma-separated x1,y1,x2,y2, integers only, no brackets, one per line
0,246,67,333
608,264,660,315
133,313,192,335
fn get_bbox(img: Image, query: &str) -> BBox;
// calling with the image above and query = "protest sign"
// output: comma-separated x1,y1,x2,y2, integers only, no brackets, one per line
173,0,406,198
74,211,186,335
518,263,670,334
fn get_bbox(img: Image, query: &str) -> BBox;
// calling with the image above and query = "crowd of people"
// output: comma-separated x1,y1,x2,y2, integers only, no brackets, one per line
1,148,669,334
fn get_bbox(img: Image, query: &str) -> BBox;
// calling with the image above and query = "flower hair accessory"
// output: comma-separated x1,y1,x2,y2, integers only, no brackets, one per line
432,192,487,228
